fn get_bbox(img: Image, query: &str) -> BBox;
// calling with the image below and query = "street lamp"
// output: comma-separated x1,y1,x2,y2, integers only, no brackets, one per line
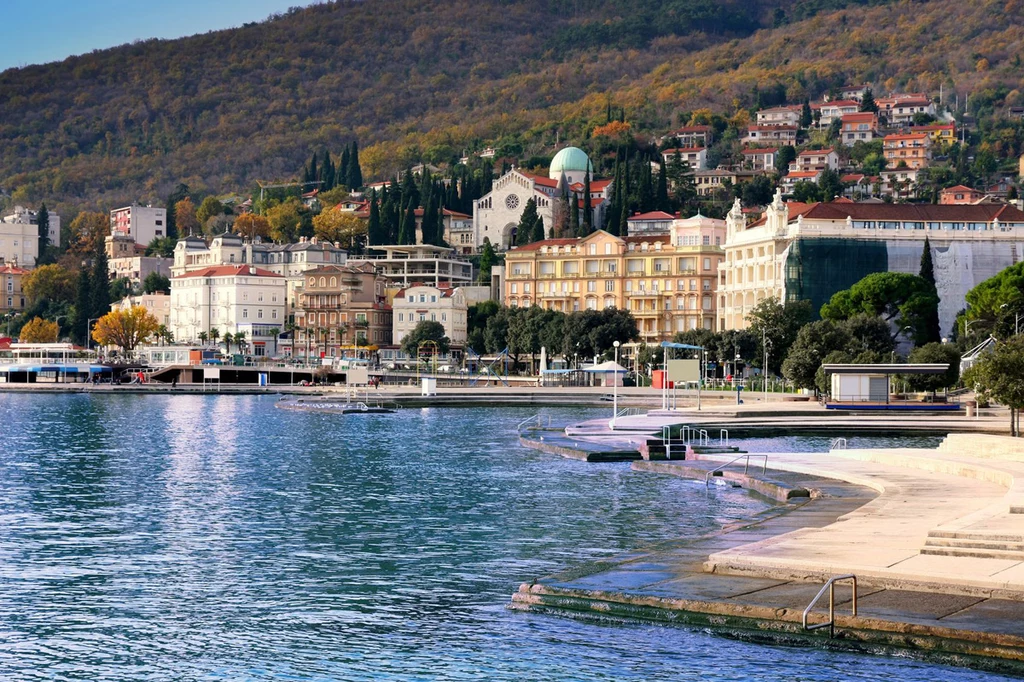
611,340,621,429
1000,304,1021,336
964,318,984,338
762,327,771,405
86,317,100,352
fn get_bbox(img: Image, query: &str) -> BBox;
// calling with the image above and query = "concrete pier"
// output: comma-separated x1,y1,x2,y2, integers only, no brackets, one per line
512,428,1024,672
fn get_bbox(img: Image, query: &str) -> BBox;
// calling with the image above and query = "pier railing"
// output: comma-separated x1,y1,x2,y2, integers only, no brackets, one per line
803,574,858,638
517,414,552,432
830,437,848,451
704,454,768,486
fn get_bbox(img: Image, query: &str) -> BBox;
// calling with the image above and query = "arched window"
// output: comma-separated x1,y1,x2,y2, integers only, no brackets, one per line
330,277,337,287
319,277,327,287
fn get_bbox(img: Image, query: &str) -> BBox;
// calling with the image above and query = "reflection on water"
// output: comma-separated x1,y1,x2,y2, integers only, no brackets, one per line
0,394,1011,681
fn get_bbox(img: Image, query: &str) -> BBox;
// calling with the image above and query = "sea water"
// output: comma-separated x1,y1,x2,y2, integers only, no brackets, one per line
0,394,1012,681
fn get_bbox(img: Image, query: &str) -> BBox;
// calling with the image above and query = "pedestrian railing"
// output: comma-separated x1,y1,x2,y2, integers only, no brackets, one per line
704,454,768,486
517,414,551,432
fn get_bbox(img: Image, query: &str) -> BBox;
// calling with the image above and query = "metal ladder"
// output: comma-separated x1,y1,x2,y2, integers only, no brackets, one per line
829,437,848,451
704,454,768,486
803,574,858,638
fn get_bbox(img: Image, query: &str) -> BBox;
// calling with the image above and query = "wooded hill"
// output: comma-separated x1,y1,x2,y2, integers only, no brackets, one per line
1,0,1022,217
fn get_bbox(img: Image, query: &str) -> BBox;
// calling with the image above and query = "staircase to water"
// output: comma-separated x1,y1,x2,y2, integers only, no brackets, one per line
922,530,1024,561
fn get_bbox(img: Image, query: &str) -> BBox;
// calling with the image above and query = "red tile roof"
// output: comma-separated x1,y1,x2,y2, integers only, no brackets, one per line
798,149,836,156
743,148,779,154
787,171,821,179
662,147,706,154
627,211,675,221
841,112,877,122
0,264,28,275
671,125,712,133
622,235,671,245
173,265,282,279
942,185,977,193
799,202,1024,222
822,100,860,108
521,172,559,188
394,285,457,299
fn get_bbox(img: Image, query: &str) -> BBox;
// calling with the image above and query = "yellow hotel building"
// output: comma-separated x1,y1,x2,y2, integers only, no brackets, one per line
503,223,725,342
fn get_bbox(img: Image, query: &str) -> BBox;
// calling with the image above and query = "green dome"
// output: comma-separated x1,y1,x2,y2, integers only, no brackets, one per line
549,147,592,179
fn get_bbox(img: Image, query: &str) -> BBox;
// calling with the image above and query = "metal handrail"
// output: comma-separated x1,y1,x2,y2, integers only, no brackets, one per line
802,574,858,638
830,437,848,451
720,429,729,446
615,407,644,418
517,414,550,431
704,454,768,485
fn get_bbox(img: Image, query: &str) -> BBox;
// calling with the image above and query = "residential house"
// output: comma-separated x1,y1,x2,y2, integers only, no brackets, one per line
169,265,287,356
1,205,61,259
840,112,879,145
742,148,778,172
790,149,840,173
627,211,676,236
1,262,28,315
293,263,392,360
914,123,956,147
693,170,760,197
661,147,707,171
881,168,924,199
841,174,880,199
780,170,823,195
940,185,985,205
391,285,468,346
837,85,870,102
663,125,713,148
106,234,172,288
883,133,932,169
877,94,935,125
817,100,860,126
744,125,798,146
756,106,801,127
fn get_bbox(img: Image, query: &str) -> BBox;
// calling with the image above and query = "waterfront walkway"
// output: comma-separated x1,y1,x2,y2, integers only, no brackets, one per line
513,431,1024,671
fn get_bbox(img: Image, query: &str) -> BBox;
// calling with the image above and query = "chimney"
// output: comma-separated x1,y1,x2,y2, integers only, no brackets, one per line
675,211,681,217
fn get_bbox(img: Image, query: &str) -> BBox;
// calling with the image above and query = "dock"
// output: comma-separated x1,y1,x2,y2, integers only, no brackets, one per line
512,432,1024,673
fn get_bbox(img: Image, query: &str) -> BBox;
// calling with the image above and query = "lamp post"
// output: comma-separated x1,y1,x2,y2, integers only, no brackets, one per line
964,318,983,339
1000,304,1021,336
762,326,770,405
611,340,621,429
86,317,100,352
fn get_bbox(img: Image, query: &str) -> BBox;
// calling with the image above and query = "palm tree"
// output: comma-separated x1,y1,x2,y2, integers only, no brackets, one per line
210,328,221,350
198,330,209,345
234,332,247,354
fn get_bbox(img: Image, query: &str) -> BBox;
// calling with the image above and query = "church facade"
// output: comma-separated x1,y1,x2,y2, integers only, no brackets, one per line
471,147,612,251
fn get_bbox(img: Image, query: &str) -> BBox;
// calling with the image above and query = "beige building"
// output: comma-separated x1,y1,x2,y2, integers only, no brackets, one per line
1,206,60,266
113,293,171,327
717,191,1024,336
106,234,172,287
503,218,726,341
392,285,468,346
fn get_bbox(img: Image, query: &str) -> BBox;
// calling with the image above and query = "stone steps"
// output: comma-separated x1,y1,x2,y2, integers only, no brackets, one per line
920,546,1024,561
923,529,1024,560
928,530,1024,543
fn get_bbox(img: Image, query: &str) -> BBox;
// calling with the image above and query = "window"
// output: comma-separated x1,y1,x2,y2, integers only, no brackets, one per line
431,295,437,302
511,284,518,294
431,314,436,321
242,309,248,319
605,280,614,292
441,313,446,322
605,243,612,255
587,280,596,292
258,293,264,302
589,244,596,255
258,309,264,319
398,313,404,322
625,281,632,292
523,283,530,293
703,258,711,271
272,310,278,320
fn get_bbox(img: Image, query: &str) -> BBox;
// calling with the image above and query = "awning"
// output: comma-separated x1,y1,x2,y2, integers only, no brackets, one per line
660,342,703,350
822,363,949,375
583,360,628,373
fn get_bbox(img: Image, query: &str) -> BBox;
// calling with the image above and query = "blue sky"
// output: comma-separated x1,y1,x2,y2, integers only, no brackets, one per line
0,0,302,71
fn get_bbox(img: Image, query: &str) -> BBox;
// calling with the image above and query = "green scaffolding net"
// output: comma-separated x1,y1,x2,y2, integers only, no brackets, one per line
783,237,888,317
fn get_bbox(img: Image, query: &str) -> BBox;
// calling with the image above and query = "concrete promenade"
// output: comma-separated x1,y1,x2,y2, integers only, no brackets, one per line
513,424,1024,671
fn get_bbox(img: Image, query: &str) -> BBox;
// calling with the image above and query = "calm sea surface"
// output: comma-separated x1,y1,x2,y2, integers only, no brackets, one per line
0,394,1012,681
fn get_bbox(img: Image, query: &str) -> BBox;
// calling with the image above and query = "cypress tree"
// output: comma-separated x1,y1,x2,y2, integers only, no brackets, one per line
618,194,628,236
569,191,581,236
421,193,435,245
919,236,935,287
398,201,416,245
656,158,670,212
582,171,593,233
348,141,363,190
73,267,92,346
530,213,545,243
437,202,448,246
36,203,50,263
367,196,383,246
339,146,351,188
89,247,111,328
322,150,334,190
516,198,539,247
307,152,318,187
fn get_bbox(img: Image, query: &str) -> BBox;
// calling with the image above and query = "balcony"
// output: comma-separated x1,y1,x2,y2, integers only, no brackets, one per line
507,271,532,280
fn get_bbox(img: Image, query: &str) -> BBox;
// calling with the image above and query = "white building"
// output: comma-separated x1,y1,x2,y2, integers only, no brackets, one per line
110,205,167,247
391,285,468,346
471,147,612,250
351,244,474,288
112,293,172,327
627,211,676,236
0,206,60,267
169,265,287,355
717,191,1024,336
106,234,172,287
661,147,707,171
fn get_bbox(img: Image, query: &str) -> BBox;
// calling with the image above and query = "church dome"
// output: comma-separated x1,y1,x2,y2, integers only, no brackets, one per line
549,147,592,180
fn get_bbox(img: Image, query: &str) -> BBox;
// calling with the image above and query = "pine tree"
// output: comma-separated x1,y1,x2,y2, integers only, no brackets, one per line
919,236,935,287
348,141,363,190
36,203,50,263
367,196,383,246
516,198,539,247
860,89,878,113
582,171,593,233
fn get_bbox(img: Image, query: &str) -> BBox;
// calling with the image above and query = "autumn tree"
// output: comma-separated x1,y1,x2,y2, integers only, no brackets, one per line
92,306,160,356
196,196,225,226
68,211,109,255
22,264,77,303
174,197,200,237
233,213,271,240
266,199,305,243
312,209,367,249
19,317,59,343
